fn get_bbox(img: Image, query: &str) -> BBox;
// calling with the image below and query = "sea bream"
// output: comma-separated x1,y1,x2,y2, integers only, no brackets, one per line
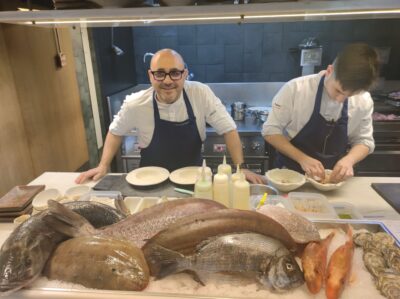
0,201,126,295
146,232,304,292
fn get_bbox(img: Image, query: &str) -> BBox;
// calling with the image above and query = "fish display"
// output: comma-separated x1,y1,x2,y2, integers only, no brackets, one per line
146,233,304,292
0,201,125,295
44,236,149,291
142,209,299,276
45,198,226,248
353,231,400,299
257,205,321,244
325,227,354,299
302,232,335,294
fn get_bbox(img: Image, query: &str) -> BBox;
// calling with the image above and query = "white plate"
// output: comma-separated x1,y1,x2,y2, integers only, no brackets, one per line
169,166,200,185
306,169,345,191
126,166,170,186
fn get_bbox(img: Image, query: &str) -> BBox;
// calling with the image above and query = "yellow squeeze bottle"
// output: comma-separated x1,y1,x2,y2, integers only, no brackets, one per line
232,172,250,210
197,159,212,181
218,155,232,178
231,164,242,184
194,163,213,200
213,168,229,207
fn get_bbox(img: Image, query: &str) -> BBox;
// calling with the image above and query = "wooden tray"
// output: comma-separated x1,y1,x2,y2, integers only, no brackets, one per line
0,185,45,212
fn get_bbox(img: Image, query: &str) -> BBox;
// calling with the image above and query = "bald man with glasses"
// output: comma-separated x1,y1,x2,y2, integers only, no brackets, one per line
76,49,264,184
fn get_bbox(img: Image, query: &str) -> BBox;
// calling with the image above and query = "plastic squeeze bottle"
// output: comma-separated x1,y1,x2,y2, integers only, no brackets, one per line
231,164,242,184
218,155,232,178
197,159,212,181
194,162,213,200
232,172,250,210
213,168,229,207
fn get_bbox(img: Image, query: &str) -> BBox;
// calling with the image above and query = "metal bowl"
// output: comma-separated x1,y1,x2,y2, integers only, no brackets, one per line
250,184,279,196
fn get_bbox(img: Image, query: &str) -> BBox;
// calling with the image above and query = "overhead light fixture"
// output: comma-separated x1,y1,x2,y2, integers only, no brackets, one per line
20,8,400,26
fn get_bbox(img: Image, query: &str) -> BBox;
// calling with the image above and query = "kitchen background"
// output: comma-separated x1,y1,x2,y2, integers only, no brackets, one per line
1,15,400,196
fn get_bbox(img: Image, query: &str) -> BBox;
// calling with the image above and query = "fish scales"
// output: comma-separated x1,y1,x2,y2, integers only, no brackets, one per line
96,198,226,248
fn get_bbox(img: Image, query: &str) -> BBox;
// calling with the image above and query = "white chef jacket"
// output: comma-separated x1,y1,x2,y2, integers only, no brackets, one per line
109,81,236,148
262,73,375,153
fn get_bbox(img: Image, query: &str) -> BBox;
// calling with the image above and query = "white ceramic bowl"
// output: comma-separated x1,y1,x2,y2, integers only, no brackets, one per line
64,185,91,201
265,169,306,192
32,188,62,211
306,169,345,191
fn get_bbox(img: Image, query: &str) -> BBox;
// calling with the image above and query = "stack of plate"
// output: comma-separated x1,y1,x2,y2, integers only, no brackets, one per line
0,185,45,222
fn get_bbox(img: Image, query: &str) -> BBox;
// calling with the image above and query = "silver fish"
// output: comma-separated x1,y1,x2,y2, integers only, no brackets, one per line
147,232,304,292
0,201,125,295
45,198,226,248
44,236,149,291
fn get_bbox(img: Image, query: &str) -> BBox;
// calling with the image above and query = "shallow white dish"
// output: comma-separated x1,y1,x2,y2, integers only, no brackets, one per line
126,166,170,186
64,185,91,201
265,168,306,192
169,166,200,185
32,188,62,211
306,169,345,191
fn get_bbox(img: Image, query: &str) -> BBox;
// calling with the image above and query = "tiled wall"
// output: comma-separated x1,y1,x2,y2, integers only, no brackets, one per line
132,19,400,84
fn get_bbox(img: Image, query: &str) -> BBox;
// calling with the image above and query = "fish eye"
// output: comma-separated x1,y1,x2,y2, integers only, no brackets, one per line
286,263,294,271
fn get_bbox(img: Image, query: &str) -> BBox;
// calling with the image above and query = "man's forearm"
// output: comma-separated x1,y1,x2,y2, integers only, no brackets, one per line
98,132,123,168
223,130,244,165
342,144,370,165
264,134,308,164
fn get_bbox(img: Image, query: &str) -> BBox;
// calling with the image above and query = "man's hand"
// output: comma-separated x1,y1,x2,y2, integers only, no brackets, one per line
75,165,108,184
242,169,267,184
330,157,354,183
299,156,325,180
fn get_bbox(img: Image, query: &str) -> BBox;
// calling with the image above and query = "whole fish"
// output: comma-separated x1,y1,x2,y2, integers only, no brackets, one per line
326,227,354,299
257,205,321,244
302,232,335,294
45,198,226,248
44,236,149,291
0,201,125,295
147,233,304,292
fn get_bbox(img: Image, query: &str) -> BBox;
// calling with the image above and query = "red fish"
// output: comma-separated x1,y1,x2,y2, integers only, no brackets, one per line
302,232,335,294
325,227,354,299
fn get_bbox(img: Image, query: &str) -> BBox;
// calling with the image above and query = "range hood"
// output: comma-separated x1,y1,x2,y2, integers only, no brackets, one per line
0,0,399,27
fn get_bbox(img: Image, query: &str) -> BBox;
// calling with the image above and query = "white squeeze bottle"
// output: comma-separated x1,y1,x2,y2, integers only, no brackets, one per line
197,159,212,181
194,163,213,200
231,164,242,184
232,172,250,210
213,168,229,207
218,155,232,178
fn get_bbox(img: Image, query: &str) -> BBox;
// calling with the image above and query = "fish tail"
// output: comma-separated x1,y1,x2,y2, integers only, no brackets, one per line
147,244,188,279
43,200,95,237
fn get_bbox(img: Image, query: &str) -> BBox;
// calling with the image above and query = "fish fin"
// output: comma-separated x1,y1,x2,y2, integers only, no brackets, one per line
45,200,95,237
183,270,206,286
148,244,187,279
114,198,130,217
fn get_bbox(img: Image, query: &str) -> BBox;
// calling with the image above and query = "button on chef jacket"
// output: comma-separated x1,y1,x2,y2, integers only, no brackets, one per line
110,81,236,154
262,73,375,153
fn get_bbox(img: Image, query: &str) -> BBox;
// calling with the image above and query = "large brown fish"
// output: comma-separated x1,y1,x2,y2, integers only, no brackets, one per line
0,201,126,295
45,198,226,248
44,236,149,291
142,209,299,276
302,232,335,294
147,233,304,292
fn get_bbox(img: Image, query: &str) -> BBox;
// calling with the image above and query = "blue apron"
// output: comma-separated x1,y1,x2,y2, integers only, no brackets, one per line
140,89,203,172
276,75,348,172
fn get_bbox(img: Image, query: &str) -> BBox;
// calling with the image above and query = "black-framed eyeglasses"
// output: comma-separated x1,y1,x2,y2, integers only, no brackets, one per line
150,69,185,81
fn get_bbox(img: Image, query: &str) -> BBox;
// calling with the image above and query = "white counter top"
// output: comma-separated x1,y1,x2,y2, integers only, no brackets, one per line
0,172,398,299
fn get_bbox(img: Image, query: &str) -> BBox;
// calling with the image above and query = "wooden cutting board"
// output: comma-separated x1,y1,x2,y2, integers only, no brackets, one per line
0,185,45,212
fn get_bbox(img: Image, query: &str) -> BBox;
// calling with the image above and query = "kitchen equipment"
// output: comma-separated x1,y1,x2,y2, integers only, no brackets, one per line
287,192,338,220
247,106,272,123
230,101,247,121
0,185,45,213
93,174,190,198
371,183,400,213
331,202,363,219
250,184,279,196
